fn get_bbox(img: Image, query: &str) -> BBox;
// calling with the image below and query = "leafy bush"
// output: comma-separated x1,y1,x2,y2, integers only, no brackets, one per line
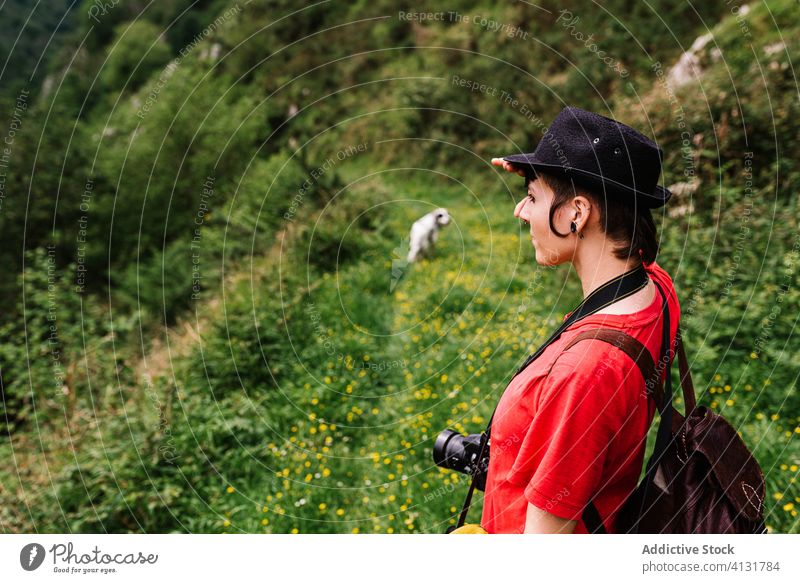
99,20,173,92
3,0,799,535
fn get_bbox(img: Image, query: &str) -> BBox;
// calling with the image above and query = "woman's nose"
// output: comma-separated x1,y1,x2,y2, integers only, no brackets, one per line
514,198,527,219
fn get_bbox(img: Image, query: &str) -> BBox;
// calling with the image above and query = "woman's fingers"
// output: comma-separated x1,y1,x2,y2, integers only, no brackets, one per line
491,157,526,176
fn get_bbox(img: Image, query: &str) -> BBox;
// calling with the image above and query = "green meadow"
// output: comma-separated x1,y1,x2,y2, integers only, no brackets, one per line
0,0,797,533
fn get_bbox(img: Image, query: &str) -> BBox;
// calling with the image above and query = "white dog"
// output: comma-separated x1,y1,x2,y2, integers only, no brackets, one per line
407,208,451,263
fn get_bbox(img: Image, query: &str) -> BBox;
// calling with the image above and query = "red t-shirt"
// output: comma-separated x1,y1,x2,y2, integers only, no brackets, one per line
481,261,680,534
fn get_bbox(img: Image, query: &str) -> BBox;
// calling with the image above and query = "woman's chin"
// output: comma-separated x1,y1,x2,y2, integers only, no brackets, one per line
533,247,558,266
531,240,544,264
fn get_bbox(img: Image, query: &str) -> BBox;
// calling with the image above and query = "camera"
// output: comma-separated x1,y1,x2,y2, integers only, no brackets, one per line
432,429,490,491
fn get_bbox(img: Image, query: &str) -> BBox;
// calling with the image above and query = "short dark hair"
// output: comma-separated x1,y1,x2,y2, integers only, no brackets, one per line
525,169,659,264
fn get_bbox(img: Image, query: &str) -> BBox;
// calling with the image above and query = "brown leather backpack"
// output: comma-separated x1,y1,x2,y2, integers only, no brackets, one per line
569,280,767,534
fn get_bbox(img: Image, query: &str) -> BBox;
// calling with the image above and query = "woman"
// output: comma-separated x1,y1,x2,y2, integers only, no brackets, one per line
481,107,681,534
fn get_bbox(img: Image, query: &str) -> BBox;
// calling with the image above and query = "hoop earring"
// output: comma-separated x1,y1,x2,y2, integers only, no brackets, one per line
571,222,584,239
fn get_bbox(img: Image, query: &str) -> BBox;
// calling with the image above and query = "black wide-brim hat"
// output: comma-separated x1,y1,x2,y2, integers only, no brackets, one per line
502,106,672,209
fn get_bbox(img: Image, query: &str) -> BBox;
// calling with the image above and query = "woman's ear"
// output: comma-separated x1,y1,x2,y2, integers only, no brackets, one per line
572,195,593,231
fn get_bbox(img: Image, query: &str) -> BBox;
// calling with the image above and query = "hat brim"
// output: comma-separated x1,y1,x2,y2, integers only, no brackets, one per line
503,153,672,209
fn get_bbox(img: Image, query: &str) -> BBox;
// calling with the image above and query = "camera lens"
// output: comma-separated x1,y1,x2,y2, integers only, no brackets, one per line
433,429,490,492
432,429,462,469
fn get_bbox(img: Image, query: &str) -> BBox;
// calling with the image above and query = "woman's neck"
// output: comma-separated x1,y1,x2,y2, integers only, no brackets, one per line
573,250,643,298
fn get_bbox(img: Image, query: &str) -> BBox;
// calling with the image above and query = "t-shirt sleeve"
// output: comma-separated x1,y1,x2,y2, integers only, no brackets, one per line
504,343,629,521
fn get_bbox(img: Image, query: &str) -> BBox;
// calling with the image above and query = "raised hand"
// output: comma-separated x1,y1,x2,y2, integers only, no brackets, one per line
491,157,526,176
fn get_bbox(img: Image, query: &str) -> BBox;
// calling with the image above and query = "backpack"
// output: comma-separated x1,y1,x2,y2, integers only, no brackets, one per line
570,280,767,534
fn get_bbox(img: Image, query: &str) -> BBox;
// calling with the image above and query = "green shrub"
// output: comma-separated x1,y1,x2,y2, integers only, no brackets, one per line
100,20,172,92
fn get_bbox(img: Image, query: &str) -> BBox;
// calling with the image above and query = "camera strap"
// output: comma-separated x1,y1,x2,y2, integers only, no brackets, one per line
454,263,651,530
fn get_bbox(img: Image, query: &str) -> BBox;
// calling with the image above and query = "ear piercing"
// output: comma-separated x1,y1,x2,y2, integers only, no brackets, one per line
571,221,584,239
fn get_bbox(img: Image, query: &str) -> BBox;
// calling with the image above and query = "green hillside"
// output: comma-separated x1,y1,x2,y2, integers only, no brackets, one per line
0,0,798,533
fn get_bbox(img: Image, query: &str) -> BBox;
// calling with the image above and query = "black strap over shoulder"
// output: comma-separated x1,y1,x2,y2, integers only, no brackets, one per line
454,264,651,530
511,264,651,381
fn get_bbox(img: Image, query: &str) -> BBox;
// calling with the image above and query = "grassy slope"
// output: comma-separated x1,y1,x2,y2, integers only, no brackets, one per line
2,0,799,533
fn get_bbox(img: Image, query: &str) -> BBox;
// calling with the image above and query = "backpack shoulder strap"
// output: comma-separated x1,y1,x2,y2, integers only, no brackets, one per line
556,328,666,535
553,328,664,406
675,327,697,416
